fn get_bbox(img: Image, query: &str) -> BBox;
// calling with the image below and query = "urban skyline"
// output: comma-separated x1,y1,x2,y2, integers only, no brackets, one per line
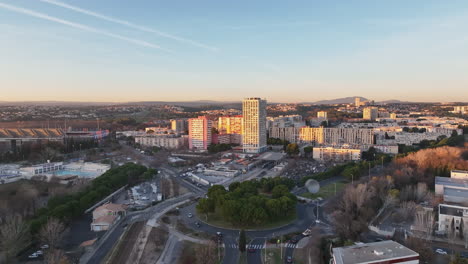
1,0,468,102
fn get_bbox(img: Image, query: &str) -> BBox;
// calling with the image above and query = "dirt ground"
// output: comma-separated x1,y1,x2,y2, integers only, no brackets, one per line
108,221,145,264
135,226,169,264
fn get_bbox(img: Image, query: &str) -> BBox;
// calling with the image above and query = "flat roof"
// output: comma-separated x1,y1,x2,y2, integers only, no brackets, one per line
435,176,468,189
255,152,285,161
444,187,468,199
332,240,418,264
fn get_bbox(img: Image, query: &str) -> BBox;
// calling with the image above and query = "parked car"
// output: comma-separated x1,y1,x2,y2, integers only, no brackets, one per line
28,253,39,259
435,249,448,255
187,213,193,218
40,244,49,249
286,256,293,263
248,246,255,253
36,250,43,255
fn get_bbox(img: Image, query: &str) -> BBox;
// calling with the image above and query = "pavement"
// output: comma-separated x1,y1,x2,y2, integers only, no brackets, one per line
81,193,194,264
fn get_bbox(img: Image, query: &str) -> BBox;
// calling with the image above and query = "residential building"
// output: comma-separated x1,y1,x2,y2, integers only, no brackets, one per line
218,115,243,134
242,98,267,153
438,203,468,236
390,113,397,119
298,127,374,145
188,116,212,150
135,135,188,149
451,106,468,115
212,133,231,144
266,115,304,129
298,127,324,144
355,97,361,107
170,119,187,133
268,127,299,143
317,111,327,119
363,107,378,121
313,147,362,162
332,240,419,264
91,203,127,232
451,170,468,179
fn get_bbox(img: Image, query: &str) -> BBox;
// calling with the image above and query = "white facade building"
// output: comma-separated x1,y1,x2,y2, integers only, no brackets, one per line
332,240,419,264
313,147,362,162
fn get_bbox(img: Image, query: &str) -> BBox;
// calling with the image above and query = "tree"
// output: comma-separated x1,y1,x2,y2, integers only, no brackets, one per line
0,214,31,262
195,241,217,264
196,198,214,221
303,146,313,157
286,143,299,155
271,185,289,199
238,229,246,253
44,249,70,264
39,218,66,248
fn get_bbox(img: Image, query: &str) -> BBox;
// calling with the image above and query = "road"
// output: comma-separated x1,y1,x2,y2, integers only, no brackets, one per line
83,193,193,264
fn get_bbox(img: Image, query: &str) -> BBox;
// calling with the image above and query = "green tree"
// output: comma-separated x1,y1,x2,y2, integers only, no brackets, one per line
286,143,300,155
196,198,214,221
271,184,289,198
238,229,246,253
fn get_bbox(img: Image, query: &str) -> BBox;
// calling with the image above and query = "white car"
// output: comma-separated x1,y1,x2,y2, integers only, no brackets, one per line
435,249,448,255
28,253,39,258
36,250,43,255
187,213,193,218
40,244,49,249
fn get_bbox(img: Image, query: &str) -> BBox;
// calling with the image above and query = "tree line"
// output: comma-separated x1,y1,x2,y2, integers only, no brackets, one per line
196,177,297,227
29,163,155,233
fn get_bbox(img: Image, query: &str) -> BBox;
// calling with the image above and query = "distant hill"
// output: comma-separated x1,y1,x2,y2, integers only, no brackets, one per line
304,96,368,105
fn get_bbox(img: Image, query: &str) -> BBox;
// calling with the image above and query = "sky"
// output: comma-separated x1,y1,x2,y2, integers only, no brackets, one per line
0,0,467,103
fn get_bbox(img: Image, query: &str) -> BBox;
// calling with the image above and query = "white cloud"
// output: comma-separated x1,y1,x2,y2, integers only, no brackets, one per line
0,2,172,52
39,0,219,52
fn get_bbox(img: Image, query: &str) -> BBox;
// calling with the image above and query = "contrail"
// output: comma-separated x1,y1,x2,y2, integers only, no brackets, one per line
0,2,172,52
39,0,219,52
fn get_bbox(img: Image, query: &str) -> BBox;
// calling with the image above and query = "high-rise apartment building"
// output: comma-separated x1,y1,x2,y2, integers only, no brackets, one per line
355,97,361,107
188,116,212,150
242,97,267,153
363,107,378,121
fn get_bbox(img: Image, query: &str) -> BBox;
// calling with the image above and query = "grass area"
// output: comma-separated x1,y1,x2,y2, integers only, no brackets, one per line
177,241,223,264
300,181,346,199
261,248,283,264
198,210,297,230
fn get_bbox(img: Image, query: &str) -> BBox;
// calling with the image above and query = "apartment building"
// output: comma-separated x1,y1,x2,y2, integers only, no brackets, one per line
242,98,267,153
135,135,188,149
313,147,362,162
363,107,378,121
188,116,212,150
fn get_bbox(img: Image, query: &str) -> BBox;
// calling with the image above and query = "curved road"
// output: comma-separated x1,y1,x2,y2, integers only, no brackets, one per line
179,201,318,264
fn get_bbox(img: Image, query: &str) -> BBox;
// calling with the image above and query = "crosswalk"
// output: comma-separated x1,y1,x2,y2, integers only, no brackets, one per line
225,243,297,249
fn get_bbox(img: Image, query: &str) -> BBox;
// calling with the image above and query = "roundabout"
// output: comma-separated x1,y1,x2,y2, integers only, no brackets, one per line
178,201,319,264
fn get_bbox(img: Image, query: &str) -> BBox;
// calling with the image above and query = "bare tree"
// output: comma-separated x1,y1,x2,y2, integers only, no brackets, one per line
0,214,30,262
172,179,180,197
44,249,70,264
399,201,419,222
195,241,217,264
413,208,435,240
39,218,66,248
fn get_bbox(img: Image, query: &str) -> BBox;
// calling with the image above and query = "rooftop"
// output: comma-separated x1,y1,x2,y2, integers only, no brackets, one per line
332,240,418,264
255,152,285,161
94,203,127,213
436,176,468,189
444,187,468,199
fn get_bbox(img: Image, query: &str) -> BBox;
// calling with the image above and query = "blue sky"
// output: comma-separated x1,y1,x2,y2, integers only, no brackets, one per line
0,0,467,102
